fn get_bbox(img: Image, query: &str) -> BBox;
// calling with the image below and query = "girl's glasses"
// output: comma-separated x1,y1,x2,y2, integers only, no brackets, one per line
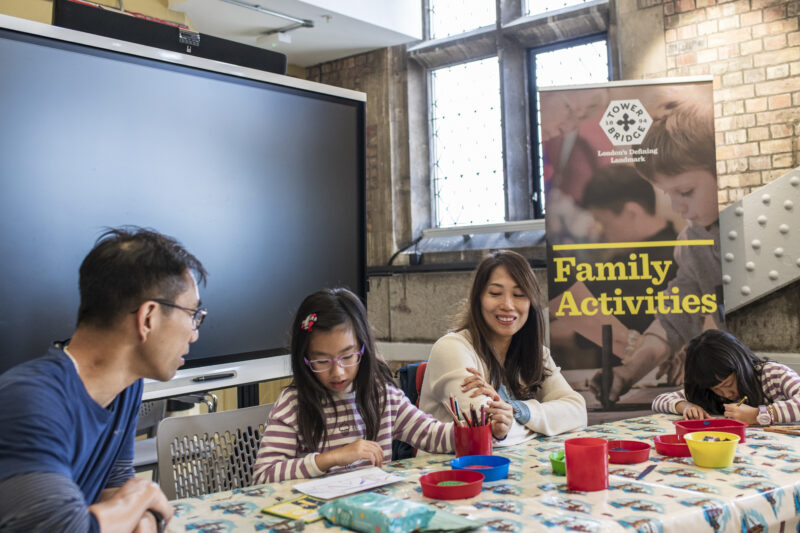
304,345,364,373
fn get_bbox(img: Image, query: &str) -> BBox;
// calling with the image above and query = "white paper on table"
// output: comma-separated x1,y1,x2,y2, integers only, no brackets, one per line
292,467,404,499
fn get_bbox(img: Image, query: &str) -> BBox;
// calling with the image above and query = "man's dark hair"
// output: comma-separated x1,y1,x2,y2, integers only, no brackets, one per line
77,227,207,328
582,166,657,215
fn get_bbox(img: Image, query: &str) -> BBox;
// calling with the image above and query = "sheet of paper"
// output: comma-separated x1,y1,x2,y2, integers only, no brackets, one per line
292,467,404,500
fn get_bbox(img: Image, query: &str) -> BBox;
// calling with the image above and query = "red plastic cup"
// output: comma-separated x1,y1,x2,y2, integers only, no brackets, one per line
565,437,608,491
454,425,492,457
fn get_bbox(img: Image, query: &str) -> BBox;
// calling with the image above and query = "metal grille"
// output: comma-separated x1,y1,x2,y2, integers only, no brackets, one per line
533,39,609,213
428,0,495,40
430,57,504,227
526,0,591,15
157,404,272,500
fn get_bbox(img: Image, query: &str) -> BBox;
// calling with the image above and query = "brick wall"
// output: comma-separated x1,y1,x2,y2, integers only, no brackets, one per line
660,0,800,205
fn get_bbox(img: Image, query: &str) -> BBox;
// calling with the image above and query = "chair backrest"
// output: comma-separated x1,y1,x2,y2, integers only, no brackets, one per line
137,399,167,438
391,362,428,460
156,403,273,500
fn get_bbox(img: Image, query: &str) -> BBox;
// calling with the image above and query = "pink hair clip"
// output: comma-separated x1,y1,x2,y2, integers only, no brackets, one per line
300,313,317,332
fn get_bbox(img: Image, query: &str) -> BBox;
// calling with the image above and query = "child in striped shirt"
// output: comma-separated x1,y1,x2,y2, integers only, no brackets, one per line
252,288,460,483
652,329,800,425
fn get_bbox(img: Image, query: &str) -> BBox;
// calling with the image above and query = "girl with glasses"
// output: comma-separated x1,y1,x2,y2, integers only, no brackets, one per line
252,288,490,483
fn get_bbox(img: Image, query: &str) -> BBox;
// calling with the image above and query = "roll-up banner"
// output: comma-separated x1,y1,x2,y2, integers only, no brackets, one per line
540,78,724,411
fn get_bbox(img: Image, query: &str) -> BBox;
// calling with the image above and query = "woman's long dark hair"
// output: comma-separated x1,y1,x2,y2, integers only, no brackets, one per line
459,250,549,400
289,288,393,451
684,329,766,414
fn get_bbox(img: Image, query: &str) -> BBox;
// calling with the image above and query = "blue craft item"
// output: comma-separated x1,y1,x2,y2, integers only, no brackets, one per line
318,493,435,533
450,455,511,482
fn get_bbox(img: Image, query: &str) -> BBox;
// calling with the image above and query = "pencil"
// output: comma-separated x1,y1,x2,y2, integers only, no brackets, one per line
736,395,748,406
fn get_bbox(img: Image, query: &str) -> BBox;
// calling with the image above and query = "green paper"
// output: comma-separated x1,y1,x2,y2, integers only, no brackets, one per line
421,509,483,532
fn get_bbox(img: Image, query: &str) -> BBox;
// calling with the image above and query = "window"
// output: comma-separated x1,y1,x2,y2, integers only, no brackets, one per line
409,0,611,230
428,0,496,39
525,0,592,16
531,38,610,214
430,58,505,227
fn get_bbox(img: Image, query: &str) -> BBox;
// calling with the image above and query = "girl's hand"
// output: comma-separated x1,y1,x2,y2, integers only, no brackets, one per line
723,403,758,425
679,401,710,420
485,397,514,440
461,367,498,398
316,439,384,471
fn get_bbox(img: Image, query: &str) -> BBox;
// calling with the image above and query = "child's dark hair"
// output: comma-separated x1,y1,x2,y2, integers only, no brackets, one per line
582,166,657,215
459,250,550,400
289,288,393,451
634,100,716,181
684,329,766,414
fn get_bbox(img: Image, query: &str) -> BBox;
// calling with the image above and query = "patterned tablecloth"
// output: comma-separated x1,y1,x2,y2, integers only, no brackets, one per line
167,413,800,532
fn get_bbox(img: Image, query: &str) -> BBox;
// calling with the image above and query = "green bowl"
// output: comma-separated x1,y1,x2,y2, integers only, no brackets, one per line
549,450,566,475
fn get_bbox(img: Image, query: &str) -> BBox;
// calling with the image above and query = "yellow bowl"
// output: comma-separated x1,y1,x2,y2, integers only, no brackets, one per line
683,431,740,468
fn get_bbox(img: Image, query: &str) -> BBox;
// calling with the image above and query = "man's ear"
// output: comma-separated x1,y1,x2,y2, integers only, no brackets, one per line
620,201,645,220
134,301,159,342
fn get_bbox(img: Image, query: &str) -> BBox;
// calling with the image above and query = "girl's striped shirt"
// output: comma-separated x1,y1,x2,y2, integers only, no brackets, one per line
252,384,454,483
652,362,800,422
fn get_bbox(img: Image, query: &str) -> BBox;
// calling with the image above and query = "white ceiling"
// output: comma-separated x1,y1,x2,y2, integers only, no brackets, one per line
168,0,423,67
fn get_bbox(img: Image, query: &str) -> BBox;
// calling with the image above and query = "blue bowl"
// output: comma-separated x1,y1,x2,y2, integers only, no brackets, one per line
450,455,510,482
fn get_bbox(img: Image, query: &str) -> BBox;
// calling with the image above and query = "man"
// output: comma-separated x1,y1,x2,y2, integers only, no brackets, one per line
0,227,208,532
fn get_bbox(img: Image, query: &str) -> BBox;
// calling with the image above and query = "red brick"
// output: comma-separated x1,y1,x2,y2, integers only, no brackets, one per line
708,28,753,48
748,126,771,140
664,1,676,15
760,139,793,153
740,39,763,55
676,0,696,11
769,122,794,136
764,34,788,50
753,47,800,67
763,5,787,21
749,155,772,169
756,77,800,96
677,52,698,66
766,64,790,79
768,94,792,109
767,18,799,34
740,10,763,26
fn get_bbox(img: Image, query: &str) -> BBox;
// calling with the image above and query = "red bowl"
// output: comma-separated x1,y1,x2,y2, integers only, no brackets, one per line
674,418,747,443
419,469,484,500
608,440,651,464
654,434,691,457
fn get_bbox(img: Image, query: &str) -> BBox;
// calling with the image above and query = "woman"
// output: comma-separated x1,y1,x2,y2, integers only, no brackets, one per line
419,250,587,445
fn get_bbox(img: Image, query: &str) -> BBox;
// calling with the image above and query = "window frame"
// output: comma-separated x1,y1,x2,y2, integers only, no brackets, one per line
407,0,613,236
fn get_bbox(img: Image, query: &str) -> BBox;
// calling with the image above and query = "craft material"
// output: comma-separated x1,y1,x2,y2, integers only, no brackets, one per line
736,396,748,406
636,464,657,480
607,440,651,464
262,495,325,523
419,470,484,500
674,418,747,443
549,450,566,475
454,423,492,457
653,434,691,457
318,493,434,533
293,467,402,500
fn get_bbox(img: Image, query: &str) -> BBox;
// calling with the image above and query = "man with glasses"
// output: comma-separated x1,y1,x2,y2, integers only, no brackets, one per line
0,227,207,533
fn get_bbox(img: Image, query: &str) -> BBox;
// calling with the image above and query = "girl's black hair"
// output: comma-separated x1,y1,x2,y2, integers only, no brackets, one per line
458,250,549,400
684,329,767,414
289,288,393,451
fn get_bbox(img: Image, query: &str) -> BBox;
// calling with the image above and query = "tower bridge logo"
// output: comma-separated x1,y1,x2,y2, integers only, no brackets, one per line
600,99,653,146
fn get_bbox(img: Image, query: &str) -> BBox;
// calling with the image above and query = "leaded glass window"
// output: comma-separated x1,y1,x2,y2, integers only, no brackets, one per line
526,0,591,16
428,0,496,40
430,57,504,227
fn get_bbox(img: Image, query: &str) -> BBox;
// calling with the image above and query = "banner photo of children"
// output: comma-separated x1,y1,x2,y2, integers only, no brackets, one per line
540,79,724,413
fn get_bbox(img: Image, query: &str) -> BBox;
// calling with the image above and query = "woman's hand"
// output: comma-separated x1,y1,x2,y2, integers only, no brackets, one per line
723,403,758,425
483,394,514,440
677,401,710,420
315,439,384,472
461,367,498,399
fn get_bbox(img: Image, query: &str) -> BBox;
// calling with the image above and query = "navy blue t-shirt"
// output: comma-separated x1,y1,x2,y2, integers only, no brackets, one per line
0,343,141,505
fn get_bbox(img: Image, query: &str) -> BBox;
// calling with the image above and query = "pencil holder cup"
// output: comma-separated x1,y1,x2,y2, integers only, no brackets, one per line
454,424,492,457
565,437,608,492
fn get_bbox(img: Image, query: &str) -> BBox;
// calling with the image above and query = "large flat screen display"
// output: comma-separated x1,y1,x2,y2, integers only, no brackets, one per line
0,20,365,375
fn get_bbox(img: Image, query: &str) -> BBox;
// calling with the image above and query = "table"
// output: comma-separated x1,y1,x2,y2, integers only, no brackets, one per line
167,414,800,532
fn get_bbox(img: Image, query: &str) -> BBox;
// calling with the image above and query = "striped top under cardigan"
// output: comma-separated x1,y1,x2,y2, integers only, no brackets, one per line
652,362,800,422
252,384,455,483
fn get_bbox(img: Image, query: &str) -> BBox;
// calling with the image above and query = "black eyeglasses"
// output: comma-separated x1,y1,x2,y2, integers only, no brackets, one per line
151,299,207,330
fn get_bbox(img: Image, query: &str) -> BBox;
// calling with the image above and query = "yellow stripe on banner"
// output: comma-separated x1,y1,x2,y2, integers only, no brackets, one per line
552,240,715,251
